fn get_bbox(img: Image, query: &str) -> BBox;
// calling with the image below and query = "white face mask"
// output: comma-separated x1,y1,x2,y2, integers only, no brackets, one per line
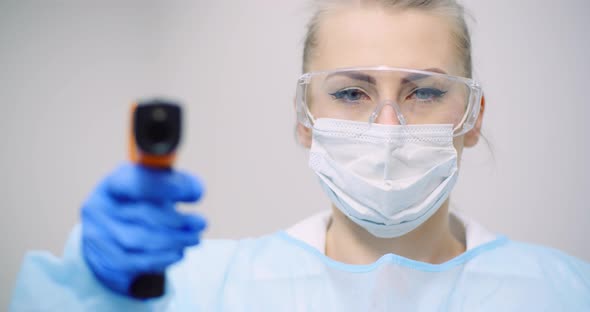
309,118,459,238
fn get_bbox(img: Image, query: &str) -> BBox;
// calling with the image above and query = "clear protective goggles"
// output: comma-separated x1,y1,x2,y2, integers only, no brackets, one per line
295,66,483,136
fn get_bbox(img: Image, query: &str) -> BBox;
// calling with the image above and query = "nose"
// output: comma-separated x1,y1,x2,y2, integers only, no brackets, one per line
374,103,402,125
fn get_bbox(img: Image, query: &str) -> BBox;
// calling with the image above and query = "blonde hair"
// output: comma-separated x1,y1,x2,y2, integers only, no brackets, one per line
302,0,473,77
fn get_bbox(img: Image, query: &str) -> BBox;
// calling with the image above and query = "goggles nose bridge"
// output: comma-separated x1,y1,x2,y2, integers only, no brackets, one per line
370,100,407,126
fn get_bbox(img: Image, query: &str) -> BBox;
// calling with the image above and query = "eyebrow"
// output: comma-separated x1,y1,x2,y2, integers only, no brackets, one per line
325,71,377,85
401,68,449,84
325,68,448,85
423,68,448,75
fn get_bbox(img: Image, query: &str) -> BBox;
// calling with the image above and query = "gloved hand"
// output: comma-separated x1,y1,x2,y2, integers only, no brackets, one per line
81,163,207,297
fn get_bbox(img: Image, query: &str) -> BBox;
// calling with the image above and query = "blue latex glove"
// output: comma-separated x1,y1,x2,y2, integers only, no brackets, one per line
81,163,207,297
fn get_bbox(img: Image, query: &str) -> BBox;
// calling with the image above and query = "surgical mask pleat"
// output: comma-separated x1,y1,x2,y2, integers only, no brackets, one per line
309,118,458,238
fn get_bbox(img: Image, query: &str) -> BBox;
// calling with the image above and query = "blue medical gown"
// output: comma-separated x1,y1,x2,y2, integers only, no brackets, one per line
10,225,590,311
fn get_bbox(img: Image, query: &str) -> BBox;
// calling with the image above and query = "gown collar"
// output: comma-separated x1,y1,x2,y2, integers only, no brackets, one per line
285,209,497,255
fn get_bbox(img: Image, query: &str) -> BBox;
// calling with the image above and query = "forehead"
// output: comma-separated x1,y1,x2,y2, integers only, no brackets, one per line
310,7,460,75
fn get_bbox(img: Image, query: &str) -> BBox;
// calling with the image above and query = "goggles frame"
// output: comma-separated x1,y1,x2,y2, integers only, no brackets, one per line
295,66,483,137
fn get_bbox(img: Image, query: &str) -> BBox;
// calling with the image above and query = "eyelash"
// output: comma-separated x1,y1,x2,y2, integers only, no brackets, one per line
329,88,370,103
408,88,448,102
329,87,447,106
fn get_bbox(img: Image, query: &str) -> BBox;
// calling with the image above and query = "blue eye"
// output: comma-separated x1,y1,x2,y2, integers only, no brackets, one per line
412,88,447,101
330,88,369,103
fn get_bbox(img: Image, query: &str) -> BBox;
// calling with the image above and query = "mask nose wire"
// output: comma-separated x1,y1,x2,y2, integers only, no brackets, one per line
369,100,407,126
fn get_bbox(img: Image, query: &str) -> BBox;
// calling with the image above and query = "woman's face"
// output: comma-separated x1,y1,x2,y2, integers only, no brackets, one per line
301,7,484,154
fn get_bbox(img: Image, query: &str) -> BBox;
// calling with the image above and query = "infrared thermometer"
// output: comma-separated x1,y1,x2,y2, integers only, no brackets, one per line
128,98,182,299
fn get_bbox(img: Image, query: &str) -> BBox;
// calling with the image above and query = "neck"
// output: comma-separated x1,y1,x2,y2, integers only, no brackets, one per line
325,200,466,265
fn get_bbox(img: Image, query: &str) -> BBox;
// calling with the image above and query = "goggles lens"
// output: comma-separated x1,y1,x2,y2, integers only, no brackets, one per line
296,67,482,136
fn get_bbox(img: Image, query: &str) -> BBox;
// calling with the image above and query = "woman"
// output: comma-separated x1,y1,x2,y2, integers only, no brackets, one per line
11,0,590,311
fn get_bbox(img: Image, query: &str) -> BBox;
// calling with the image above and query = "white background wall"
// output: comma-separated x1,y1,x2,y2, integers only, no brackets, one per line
1,0,589,307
